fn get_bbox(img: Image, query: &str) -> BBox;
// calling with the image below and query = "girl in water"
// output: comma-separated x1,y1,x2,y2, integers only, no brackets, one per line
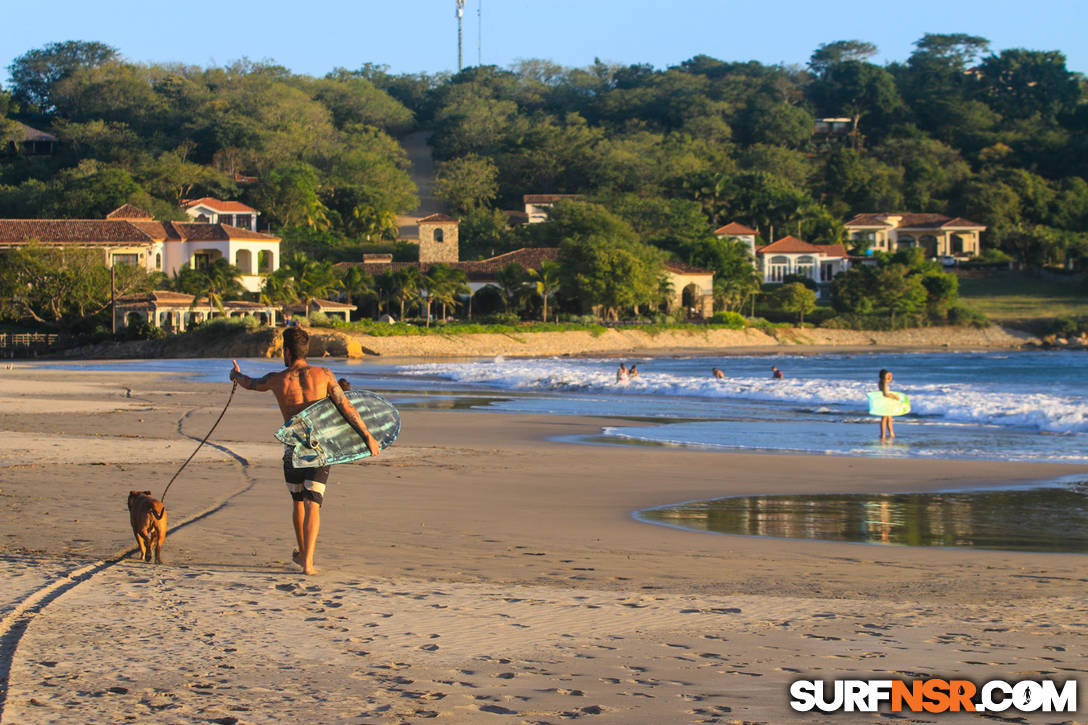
878,368,901,440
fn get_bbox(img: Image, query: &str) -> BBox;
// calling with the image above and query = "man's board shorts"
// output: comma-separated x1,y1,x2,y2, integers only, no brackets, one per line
283,448,330,505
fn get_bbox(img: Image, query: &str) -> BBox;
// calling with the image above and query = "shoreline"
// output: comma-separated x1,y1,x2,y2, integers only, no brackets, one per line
47,323,1041,361
2,370,1086,722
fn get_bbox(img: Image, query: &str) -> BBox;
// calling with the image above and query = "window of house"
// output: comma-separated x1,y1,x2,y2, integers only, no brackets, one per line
112,254,139,267
795,255,816,279
194,252,217,270
235,214,251,229
434,228,444,242
219,214,233,227
155,253,162,269
769,255,790,282
258,250,274,274
896,234,916,250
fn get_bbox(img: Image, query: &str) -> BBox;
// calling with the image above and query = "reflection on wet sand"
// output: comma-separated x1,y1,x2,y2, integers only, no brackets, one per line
639,481,1088,553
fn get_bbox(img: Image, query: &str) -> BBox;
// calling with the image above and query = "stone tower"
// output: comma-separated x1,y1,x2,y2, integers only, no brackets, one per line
417,213,460,263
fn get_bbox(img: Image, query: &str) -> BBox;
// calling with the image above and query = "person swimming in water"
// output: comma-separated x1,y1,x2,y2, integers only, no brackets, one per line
617,362,628,382
771,366,783,379
878,368,901,440
712,367,725,379
629,364,639,378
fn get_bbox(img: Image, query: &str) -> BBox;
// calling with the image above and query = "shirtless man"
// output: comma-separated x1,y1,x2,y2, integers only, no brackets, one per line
230,327,380,574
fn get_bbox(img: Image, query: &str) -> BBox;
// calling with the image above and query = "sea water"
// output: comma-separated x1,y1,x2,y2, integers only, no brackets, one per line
40,350,1088,463
394,350,1088,464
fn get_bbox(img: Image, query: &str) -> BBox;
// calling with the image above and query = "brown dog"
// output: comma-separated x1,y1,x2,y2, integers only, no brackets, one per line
128,490,167,564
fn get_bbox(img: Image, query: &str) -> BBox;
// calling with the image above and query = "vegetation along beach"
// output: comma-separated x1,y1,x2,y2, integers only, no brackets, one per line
2,5,1088,723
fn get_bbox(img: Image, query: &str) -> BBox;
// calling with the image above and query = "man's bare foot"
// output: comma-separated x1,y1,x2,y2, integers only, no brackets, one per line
292,550,303,567
302,565,318,575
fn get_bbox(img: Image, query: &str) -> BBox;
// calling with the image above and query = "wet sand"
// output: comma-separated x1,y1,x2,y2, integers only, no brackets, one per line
0,367,1085,723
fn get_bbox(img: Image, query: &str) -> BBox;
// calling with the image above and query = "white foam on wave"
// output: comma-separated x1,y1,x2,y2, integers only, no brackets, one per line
400,358,1088,434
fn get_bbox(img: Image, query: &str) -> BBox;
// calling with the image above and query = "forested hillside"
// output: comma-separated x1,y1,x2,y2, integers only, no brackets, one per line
2,35,1086,269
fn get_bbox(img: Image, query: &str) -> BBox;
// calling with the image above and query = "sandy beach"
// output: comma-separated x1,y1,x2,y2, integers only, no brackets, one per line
1,366,1086,724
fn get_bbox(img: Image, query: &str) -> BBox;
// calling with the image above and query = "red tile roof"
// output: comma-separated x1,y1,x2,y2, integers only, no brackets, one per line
844,213,985,230
714,221,758,236
523,194,581,204
417,213,459,224
757,236,847,257
0,220,157,244
17,122,57,143
182,197,258,214
106,204,153,220
0,218,279,245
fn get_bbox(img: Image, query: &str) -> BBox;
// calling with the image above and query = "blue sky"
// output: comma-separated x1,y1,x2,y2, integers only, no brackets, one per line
2,0,1085,83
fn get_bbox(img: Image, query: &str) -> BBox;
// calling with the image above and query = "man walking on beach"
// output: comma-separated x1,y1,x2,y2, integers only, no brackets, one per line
230,327,380,574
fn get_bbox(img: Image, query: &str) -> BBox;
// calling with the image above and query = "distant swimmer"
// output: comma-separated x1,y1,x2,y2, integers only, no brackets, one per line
629,364,639,378
878,368,901,441
712,367,725,379
617,362,628,382
772,366,783,379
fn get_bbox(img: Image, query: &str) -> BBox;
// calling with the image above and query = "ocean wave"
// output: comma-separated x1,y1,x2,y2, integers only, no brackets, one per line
399,358,1088,434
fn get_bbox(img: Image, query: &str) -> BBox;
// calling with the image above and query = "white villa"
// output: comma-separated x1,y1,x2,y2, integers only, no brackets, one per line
844,213,985,258
182,197,260,232
0,203,281,293
714,221,759,257
523,194,582,224
755,236,851,297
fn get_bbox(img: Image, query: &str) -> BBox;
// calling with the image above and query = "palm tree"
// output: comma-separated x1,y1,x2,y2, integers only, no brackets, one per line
189,258,244,316
375,268,398,317
393,266,422,321
339,266,376,320
261,270,298,322
527,259,561,322
494,262,527,315
281,252,341,317
426,264,470,323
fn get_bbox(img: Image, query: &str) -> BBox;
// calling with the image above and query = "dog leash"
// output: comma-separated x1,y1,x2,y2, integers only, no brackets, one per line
161,381,238,503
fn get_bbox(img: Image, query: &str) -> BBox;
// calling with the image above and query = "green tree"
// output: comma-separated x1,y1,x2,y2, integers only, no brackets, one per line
8,40,118,111
527,258,561,322
979,49,1081,120
558,234,665,320
253,162,330,230
775,282,817,325
189,258,244,315
808,60,901,146
433,154,499,213
391,266,422,320
0,244,154,330
808,40,878,76
279,252,341,313
424,264,470,321
339,265,376,319
494,263,527,315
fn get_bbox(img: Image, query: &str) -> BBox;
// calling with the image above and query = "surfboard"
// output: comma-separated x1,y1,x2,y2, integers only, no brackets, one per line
867,390,910,417
275,390,400,468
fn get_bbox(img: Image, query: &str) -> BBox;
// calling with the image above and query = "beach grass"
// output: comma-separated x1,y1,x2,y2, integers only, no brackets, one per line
957,271,1088,321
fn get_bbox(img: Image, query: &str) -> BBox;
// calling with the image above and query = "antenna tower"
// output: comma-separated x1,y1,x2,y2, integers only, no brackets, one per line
477,0,482,66
456,0,466,71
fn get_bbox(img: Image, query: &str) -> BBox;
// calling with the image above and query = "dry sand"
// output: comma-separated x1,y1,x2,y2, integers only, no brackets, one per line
0,366,1086,724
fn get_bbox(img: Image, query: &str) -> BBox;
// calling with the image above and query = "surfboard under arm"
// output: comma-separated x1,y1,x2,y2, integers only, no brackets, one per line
275,390,401,468
867,390,910,417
